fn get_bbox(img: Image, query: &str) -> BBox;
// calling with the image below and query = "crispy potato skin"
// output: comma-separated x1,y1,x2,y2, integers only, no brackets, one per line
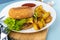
33,5,52,30
43,12,50,19
9,6,34,19
45,16,52,23
33,23,39,30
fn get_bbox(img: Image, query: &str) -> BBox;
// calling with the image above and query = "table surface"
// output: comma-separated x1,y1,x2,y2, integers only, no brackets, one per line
0,0,60,40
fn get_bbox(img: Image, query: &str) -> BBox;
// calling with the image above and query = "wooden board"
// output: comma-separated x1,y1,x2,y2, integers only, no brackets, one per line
8,29,48,40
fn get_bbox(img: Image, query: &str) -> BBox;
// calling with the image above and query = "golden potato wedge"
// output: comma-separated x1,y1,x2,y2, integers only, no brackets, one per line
38,21,44,29
45,16,52,23
41,9,46,14
35,5,43,12
43,12,50,19
33,23,39,30
41,19,46,26
35,5,43,17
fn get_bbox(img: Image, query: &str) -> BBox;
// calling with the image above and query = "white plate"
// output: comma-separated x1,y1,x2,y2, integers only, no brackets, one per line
0,1,56,33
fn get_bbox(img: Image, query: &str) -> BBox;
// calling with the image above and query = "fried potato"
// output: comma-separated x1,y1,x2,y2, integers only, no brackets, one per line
41,19,46,26
43,12,50,19
45,16,52,23
35,5,43,12
35,5,43,17
33,19,37,23
34,5,52,30
41,9,46,14
37,12,42,17
38,21,44,29
33,23,39,30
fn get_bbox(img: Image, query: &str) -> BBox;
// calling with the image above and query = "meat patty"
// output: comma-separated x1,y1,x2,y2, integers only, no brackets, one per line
9,6,34,19
22,23,33,30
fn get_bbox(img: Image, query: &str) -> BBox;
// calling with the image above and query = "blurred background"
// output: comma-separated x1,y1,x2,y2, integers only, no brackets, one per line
0,0,50,4
0,0,14,4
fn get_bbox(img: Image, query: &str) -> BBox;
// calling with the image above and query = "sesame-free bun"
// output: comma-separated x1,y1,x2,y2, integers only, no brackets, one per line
9,6,34,19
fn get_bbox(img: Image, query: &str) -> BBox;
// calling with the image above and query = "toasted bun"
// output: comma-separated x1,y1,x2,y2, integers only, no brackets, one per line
9,6,34,19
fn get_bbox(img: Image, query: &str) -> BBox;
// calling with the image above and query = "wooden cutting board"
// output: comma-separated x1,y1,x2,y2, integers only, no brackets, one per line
8,29,48,40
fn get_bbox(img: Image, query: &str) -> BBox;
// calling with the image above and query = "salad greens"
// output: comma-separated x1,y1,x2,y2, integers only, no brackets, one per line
4,17,27,31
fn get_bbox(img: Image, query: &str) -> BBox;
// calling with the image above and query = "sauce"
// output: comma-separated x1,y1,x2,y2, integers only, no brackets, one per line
22,3,36,7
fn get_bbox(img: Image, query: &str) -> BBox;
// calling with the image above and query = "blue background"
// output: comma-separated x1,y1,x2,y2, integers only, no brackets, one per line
0,0,60,40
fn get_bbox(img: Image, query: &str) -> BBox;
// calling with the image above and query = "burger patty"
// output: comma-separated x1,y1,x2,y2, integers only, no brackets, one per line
22,23,33,30
9,6,34,19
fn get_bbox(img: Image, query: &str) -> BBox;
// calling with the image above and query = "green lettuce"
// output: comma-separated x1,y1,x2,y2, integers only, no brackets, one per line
4,17,27,31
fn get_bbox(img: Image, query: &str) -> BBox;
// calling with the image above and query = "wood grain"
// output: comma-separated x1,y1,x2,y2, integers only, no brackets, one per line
8,29,48,40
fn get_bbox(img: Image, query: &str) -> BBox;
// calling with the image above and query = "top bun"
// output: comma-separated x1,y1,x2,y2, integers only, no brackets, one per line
9,6,34,19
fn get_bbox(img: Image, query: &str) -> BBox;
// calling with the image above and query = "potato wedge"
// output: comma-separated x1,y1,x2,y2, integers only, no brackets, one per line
43,12,50,19
35,5,43,12
38,21,44,29
41,19,46,26
45,16,52,23
33,23,39,30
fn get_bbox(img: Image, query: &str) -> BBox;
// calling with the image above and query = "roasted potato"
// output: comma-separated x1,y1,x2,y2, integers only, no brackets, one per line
41,9,46,14
35,5,43,12
35,5,43,17
45,16,52,23
38,21,44,29
33,5,52,30
41,19,46,26
33,23,39,30
43,12,50,19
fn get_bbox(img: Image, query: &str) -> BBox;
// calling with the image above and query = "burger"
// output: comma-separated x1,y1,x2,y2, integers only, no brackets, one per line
4,6,34,31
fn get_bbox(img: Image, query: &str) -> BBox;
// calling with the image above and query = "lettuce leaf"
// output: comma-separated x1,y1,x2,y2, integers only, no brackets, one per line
4,18,27,31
